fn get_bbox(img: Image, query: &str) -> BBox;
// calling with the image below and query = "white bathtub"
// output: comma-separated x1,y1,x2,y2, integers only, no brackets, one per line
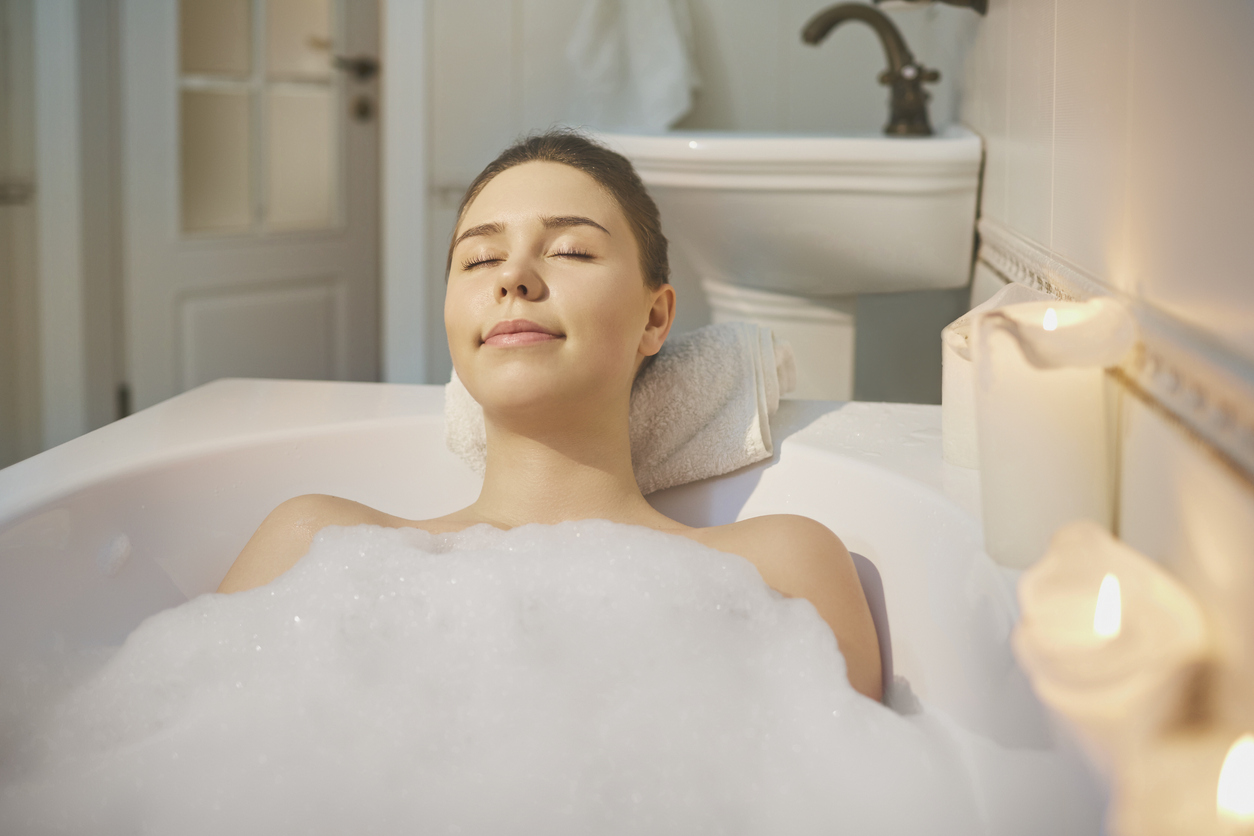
0,379,1106,834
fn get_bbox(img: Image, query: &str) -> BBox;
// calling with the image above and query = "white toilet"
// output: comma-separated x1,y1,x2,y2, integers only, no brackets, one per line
597,127,983,400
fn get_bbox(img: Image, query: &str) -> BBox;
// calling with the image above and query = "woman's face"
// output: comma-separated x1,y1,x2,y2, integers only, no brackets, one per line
445,161,674,418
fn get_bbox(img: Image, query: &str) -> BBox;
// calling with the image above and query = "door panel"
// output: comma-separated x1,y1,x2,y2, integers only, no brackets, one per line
265,87,336,230
180,89,252,232
180,280,344,388
179,0,251,77
122,0,378,411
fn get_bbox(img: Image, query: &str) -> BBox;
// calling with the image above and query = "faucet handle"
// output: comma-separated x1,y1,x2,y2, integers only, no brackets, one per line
877,62,941,136
878,63,941,86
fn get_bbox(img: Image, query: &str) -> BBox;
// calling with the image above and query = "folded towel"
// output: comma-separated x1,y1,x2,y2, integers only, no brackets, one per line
445,322,797,495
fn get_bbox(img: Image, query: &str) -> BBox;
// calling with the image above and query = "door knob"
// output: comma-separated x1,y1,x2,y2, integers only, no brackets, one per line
333,55,379,81
0,180,34,206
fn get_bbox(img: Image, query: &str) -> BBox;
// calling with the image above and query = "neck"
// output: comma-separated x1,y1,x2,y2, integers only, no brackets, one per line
463,396,675,531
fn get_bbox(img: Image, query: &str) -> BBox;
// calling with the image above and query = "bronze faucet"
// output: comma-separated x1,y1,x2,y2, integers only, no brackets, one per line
802,3,941,137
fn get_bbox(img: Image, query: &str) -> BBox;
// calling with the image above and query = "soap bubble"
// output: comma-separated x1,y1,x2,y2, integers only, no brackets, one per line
0,521,980,835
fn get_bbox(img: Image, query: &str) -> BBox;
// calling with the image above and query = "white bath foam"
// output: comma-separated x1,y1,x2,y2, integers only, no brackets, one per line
0,645,115,790
0,521,983,835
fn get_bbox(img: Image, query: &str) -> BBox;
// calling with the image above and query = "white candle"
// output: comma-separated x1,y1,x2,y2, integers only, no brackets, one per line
1112,729,1254,836
1013,521,1210,767
1219,734,1254,826
973,298,1137,568
941,322,979,467
940,282,1051,469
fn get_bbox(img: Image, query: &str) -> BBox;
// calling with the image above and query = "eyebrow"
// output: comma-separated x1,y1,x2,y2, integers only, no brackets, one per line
451,221,504,252
540,215,610,236
450,215,610,252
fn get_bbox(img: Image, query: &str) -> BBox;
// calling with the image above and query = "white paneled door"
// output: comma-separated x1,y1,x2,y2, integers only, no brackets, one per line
121,0,379,411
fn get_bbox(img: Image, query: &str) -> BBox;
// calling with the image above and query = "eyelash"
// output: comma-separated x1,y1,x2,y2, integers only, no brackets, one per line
460,254,500,270
459,247,593,271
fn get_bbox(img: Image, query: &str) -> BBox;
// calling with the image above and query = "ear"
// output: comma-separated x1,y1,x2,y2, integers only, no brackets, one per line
639,284,676,357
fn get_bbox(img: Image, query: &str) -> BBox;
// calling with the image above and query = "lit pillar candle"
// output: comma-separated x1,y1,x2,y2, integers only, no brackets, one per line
1219,734,1254,834
1112,729,1254,836
1013,521,1210,768
973,297,1137,568
940,282,1050,469
941,323,979,467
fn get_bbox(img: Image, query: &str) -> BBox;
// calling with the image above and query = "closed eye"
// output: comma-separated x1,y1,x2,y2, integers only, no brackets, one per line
460,255,502,270
551,247,593,259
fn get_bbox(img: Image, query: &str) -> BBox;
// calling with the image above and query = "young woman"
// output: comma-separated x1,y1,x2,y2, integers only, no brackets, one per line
217,132,882,701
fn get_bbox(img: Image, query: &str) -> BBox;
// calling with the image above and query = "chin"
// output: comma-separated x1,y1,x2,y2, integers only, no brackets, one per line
467,361,572,413
471,358,621,418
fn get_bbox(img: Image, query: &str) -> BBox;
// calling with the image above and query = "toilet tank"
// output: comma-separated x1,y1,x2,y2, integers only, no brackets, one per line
597,126,983,297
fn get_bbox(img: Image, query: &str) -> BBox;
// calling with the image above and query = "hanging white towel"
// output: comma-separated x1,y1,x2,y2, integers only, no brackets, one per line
565,0,701,132
445,323,796,495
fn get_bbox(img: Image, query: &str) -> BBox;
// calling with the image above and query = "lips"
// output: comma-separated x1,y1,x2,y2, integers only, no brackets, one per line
482,318,564,347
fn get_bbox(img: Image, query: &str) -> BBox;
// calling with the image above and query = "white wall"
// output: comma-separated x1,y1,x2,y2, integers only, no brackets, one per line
78,0,124,432
0,0,121,469
964,0,1254,363
0,0,43,469
382,0,430,385
33,0,89,450
963,0,1254,689
424,0,981,398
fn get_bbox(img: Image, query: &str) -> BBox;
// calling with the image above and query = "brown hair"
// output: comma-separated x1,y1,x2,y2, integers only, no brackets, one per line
447,130,670,289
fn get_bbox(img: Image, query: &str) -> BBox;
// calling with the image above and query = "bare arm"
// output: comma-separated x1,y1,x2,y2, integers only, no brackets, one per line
217,494,384,594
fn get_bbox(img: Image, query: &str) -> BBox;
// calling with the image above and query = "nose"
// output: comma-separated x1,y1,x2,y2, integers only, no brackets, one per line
496,258,547,302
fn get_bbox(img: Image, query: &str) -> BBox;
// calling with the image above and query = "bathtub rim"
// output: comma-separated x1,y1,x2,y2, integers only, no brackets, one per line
1,378,984,532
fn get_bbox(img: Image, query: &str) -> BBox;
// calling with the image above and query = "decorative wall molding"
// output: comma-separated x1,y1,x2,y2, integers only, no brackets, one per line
976,220,1108,302
977,218,1254,485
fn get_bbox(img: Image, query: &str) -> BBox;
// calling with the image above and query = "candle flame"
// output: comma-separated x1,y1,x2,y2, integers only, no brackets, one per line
1043,308,1059,331
1093,573,1121,639
1218,734,1254,820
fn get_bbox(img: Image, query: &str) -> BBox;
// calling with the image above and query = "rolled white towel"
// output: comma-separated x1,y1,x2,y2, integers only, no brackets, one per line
445,322,796,495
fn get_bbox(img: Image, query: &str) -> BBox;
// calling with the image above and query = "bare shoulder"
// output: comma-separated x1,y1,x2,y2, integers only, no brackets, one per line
731,513,846,548
268,492,396,529
687,514,849,574
683,515,883,701
216,494,440,594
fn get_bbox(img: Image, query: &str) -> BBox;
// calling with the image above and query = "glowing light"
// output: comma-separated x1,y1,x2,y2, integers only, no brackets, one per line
688,140,699,150
1093,573,1121,639
1043,307,1058,331
1218,734,1254,820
